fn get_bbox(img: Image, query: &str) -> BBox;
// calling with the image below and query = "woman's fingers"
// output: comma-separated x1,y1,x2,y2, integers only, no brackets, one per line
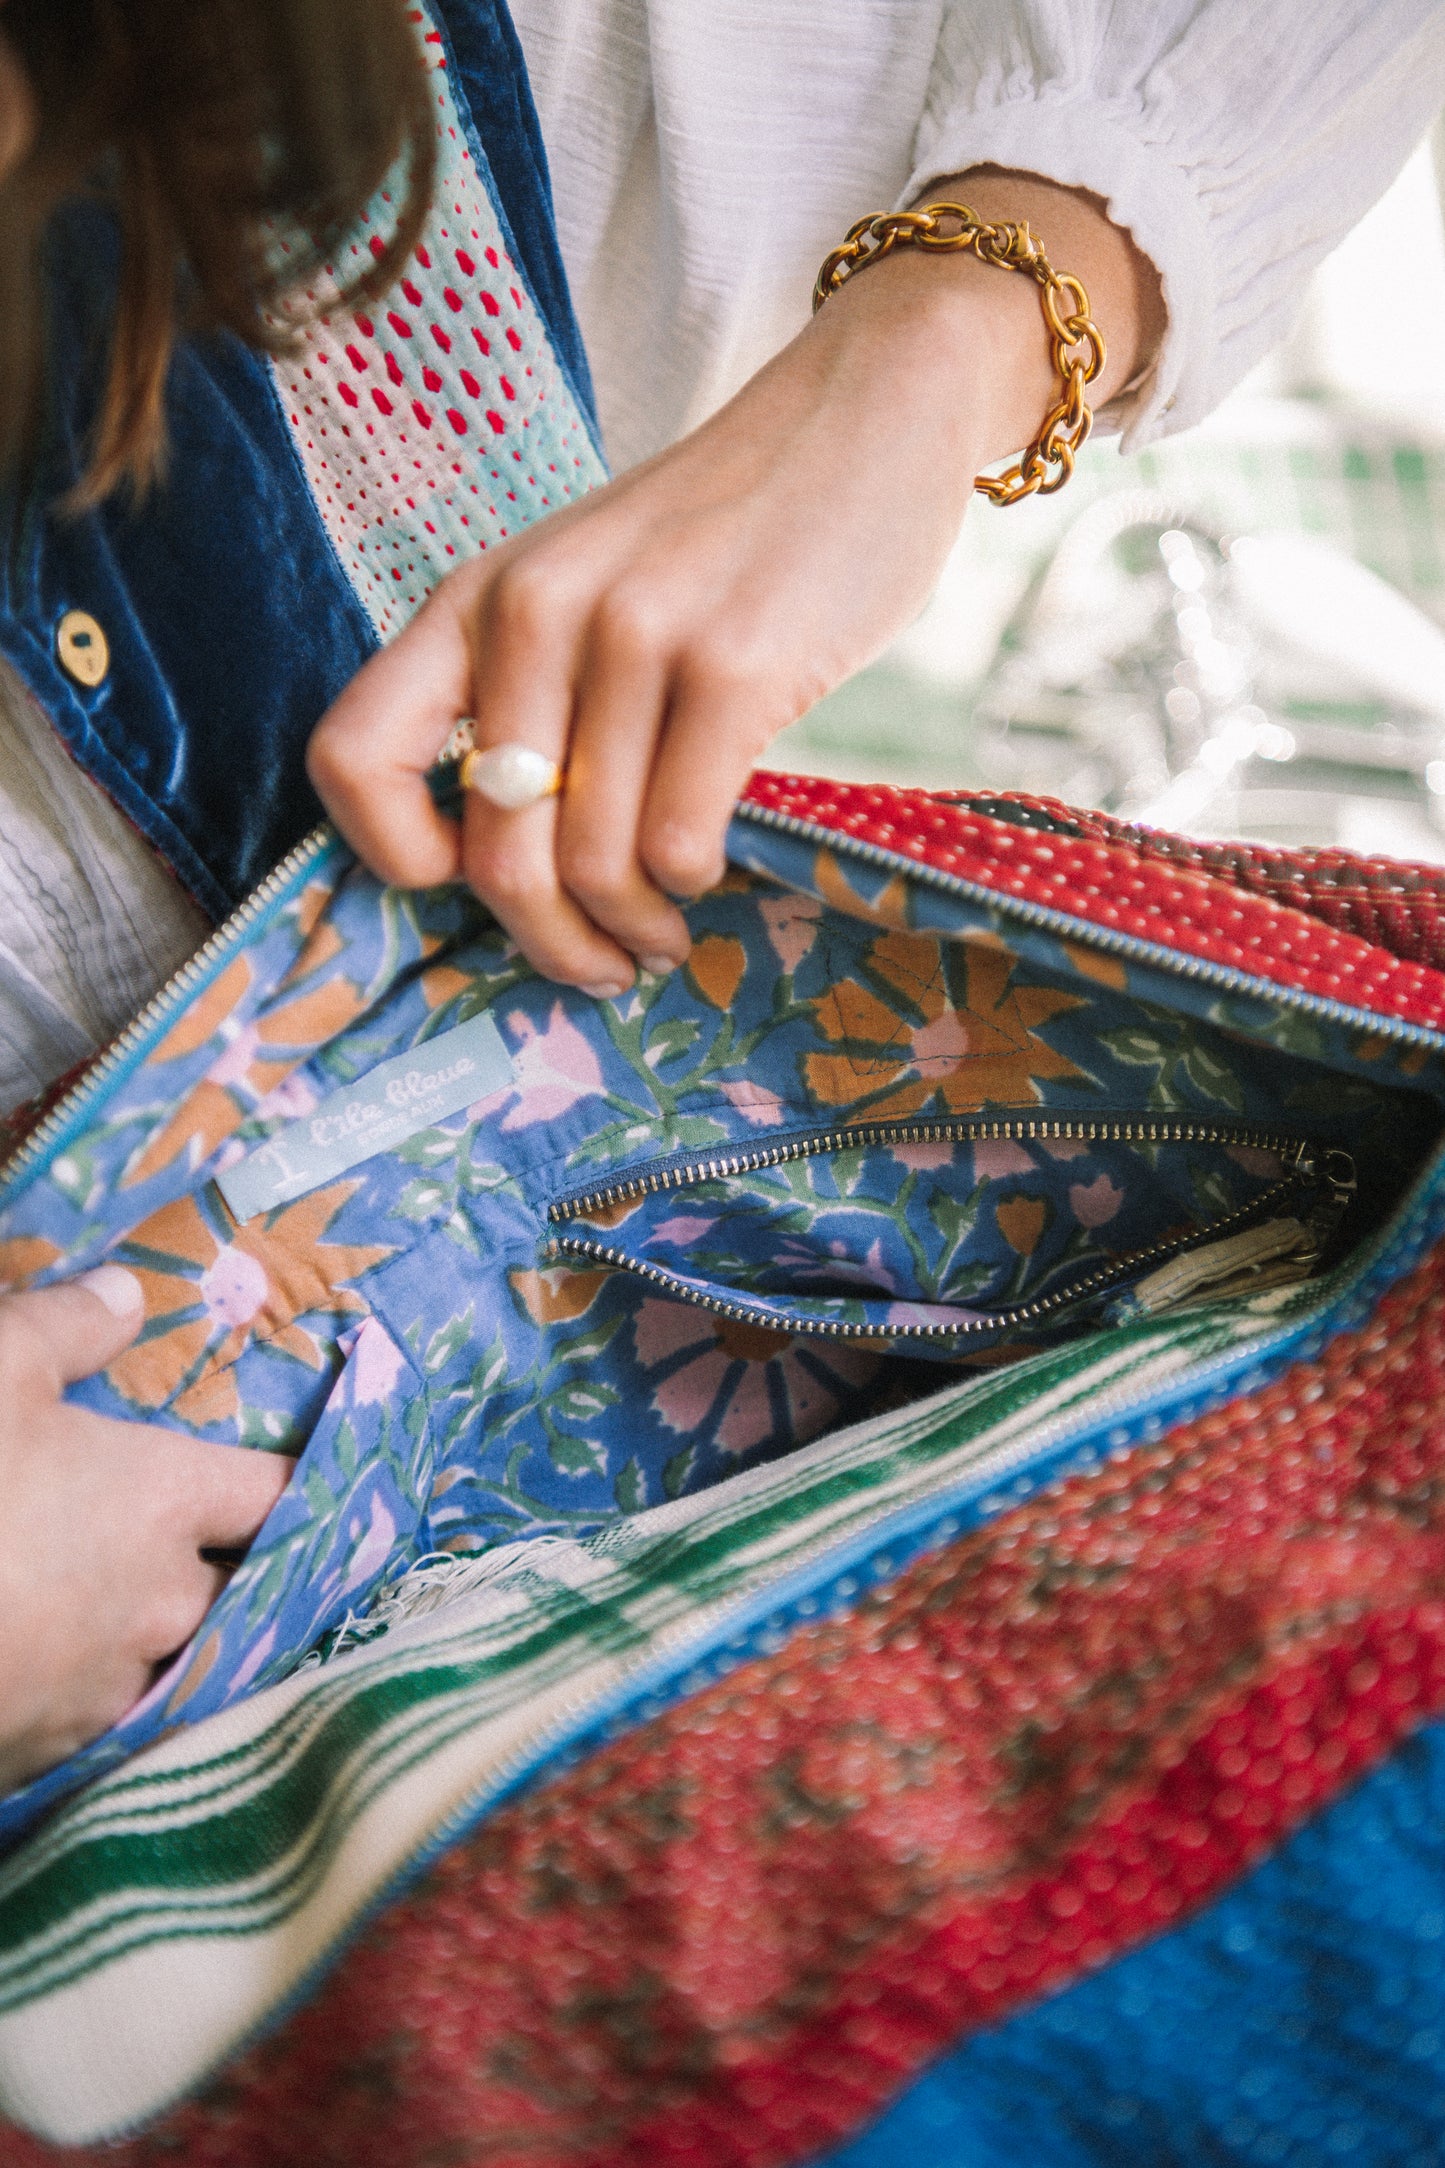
308,574,480,890
456,550,648,992
462,793,638,994
139,1555,233,1668
128,1435,294,1661
556,595,694,969
306,454,763,984
642,655,781,903
188,1442,296,1554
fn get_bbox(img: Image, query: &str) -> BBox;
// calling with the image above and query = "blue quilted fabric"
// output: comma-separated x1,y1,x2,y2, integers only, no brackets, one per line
821,1721,1445,2168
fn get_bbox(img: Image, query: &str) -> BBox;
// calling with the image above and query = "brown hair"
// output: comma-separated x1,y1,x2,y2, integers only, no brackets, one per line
0,0,436,505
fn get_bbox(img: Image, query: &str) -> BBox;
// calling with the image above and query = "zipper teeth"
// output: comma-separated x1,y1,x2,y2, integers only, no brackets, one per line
0,824,335,1188
10,798,1438,1197
547,1165,1319,1340
738,800,1445,1052
549,1116,1310,1222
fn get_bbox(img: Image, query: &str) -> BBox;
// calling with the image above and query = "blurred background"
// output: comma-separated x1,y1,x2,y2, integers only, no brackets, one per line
774,123,1445,863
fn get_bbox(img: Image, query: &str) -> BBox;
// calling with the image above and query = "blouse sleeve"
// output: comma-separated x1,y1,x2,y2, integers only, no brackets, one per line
906,1,1445,447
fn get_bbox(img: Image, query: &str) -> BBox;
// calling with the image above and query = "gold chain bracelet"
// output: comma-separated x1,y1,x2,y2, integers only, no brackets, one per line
813,204,1105,506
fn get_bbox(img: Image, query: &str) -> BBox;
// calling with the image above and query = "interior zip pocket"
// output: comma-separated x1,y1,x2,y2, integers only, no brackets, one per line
544,1116,1358,1352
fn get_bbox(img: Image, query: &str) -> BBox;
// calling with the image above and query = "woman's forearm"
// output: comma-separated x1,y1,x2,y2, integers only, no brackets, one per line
310,174,1166,990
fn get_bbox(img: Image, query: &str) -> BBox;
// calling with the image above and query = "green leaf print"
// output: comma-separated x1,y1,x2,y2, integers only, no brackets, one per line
547,1429,607,1479
423,1304,475,1375
467,1335,508,1397
393,1176,452,1222
1180,1039,1246,1114
238,1405,296,1451
333,1414,359,1480
550,1314,627,1366
643,1016,701,1067
1100,1011,1247,1114
553,1380,621,1425
662,1443,696,1499
1215,997,1328,1062
613,1456,647,1512
303,1462,337,1518
396,1128,464,1168
1099,1026,1170,1071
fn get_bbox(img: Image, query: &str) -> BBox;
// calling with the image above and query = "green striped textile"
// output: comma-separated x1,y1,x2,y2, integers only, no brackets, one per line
0,1269,1340,2143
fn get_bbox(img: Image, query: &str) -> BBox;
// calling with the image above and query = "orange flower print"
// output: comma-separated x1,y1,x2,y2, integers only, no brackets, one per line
804,929,1085,1121
125,1078,256,1191
255,975,371,1055
419,962,478,1012
125,966,375,1189
632,1298,877,1459
145,956,253,1069
107,1181,394,1422
812,849,910,929
0,1234,62,1291
686,935,747,1011
510,1264,612,1325
996,1193,1049,1257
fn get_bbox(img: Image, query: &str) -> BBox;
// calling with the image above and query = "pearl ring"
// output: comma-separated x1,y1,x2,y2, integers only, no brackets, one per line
459,739,566,811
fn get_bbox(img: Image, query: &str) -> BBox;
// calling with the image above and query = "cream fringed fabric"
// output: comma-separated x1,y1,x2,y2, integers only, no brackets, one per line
510,0,1445,470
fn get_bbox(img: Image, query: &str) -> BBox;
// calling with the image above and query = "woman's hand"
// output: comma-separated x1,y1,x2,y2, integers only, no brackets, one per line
309,170,1162,991
0,1267,292,1793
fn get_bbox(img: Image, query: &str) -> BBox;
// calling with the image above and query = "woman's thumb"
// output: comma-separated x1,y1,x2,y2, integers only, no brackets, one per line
0,1265,146,1389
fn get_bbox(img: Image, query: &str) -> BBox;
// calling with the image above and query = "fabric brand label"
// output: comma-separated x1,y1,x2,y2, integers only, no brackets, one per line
216,1013,512,1222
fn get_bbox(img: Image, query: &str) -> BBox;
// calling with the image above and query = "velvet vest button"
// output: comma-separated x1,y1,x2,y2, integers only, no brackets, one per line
55,610,109,689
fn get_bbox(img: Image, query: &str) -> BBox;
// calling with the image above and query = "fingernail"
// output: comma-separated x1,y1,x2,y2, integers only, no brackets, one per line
582,980,631,1002
77,1264,143,1318
639,953,686,977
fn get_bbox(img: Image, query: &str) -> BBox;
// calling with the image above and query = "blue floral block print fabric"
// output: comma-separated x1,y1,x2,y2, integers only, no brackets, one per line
0,818,1439,1843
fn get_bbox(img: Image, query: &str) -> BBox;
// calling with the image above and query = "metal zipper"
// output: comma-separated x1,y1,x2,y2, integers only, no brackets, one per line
546,1120,1354,1341
8,795,1443,1198
736,799,1445,1053
0,823,336,1191
549,1115,1319,1222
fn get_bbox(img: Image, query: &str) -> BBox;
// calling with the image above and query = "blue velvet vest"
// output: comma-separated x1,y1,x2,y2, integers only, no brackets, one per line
0,0,595,924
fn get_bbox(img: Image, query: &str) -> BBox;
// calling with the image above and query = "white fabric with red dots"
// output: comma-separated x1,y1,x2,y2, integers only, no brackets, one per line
271,4,607,641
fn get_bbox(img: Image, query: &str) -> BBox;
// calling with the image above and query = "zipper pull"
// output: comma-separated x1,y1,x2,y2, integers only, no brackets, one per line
1320,1147,1358,1209
1298,1144,1357,1259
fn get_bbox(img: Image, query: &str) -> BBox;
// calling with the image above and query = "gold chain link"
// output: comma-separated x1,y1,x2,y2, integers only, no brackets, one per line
812,204,1106,507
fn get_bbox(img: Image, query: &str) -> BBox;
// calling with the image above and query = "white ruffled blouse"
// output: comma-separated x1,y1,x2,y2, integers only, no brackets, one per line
510,0,1445,469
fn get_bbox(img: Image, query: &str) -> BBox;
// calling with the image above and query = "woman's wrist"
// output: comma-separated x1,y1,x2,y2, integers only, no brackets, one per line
813,165,1164,483
807,236,1047,490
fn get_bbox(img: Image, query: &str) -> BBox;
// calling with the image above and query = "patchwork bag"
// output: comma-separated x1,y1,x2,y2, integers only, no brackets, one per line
1,776,1445,2164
